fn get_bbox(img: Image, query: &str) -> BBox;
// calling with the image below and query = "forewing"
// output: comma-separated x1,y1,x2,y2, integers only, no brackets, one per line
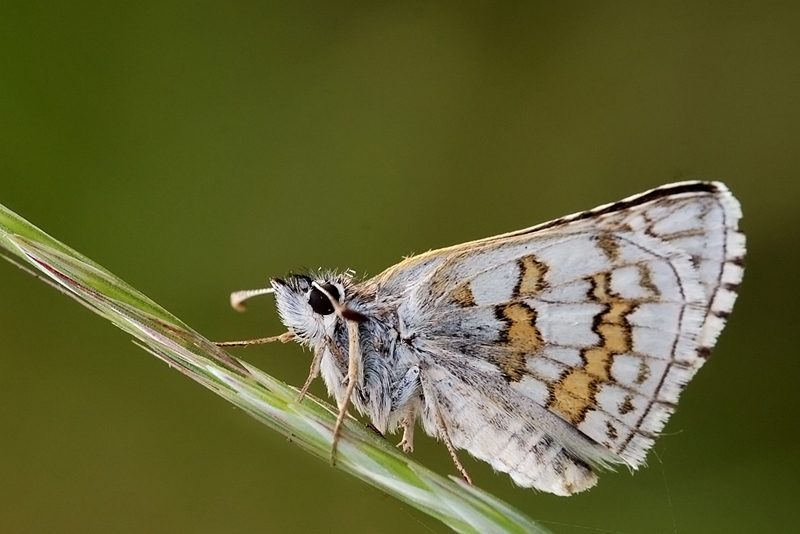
389,181,744,478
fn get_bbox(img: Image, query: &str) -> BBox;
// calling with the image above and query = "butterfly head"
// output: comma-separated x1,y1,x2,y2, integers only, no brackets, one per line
271,272,362,344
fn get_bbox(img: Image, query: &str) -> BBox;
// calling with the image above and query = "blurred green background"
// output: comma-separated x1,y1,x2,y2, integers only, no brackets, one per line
1,2,798,533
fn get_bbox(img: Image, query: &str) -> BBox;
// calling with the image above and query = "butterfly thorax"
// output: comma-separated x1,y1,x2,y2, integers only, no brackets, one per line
272,272,415,433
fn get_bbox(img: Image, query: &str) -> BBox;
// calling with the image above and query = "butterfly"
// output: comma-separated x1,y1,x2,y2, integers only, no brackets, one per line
221,181,745,496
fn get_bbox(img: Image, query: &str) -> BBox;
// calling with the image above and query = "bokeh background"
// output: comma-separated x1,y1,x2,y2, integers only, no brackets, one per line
1,2,798,533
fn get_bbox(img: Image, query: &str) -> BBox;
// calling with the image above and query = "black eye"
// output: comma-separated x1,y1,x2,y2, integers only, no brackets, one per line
308,283,340,315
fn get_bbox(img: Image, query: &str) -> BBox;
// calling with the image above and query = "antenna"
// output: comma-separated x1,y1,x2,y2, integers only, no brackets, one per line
230,287,274,312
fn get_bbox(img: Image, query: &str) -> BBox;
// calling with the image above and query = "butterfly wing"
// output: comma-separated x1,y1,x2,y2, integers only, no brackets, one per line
375,181,745,494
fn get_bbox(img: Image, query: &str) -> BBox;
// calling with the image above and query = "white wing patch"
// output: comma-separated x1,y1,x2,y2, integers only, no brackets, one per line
388,181,745,494
417,356,610,496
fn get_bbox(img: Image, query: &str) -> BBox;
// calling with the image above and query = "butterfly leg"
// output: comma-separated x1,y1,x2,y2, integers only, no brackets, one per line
397,409,416,453
297,350,321,402
434,401,472,485
298,336,341,402
330,320,363,466
391,366,421,453
215,331,295,347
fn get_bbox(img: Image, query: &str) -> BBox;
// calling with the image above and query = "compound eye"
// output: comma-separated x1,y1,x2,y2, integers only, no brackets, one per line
308,283,340,316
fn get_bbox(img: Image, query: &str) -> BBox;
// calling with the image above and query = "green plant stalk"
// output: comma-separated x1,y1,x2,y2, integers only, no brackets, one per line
0,202,551,534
